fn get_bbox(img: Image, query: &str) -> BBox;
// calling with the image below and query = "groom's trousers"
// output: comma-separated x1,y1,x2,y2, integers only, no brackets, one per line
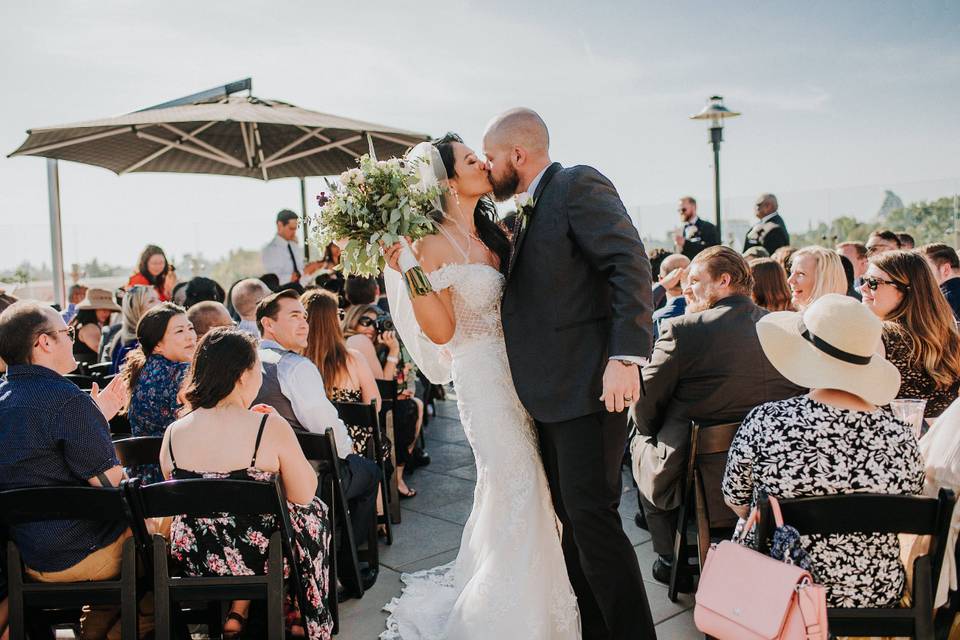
536,410,657,640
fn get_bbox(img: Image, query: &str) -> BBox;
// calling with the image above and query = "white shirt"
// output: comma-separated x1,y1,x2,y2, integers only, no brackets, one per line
237,318,260,338
757,211,780,225
261,234,304,285
259,339,353,458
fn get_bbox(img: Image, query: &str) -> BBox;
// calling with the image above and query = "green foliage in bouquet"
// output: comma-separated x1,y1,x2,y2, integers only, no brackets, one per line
314,155,444,277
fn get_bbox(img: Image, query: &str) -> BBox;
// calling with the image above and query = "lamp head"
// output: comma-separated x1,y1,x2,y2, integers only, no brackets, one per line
690,95,741,129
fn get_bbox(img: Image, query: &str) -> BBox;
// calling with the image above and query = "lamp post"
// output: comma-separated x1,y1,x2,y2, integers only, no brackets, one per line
690,96,741,241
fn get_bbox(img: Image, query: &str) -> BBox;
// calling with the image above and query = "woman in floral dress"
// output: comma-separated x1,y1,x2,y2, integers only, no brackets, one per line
159,327,333,639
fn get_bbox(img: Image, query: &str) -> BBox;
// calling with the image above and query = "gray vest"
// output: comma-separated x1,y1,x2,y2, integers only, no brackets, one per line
254,346,305,431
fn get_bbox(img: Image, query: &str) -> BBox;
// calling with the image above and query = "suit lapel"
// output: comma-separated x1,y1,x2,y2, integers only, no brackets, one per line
508,162,562,279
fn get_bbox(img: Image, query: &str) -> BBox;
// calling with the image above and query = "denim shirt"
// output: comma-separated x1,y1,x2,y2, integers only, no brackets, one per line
0,365,125,572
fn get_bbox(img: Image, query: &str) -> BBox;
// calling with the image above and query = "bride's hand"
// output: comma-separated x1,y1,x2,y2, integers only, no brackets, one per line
383,241,406,272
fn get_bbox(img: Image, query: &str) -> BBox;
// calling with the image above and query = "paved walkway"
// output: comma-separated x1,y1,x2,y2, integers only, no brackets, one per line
338,397,698,639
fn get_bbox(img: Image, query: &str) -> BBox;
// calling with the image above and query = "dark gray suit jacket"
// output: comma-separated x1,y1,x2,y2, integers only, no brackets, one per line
631,295,804,511
501,163,654,423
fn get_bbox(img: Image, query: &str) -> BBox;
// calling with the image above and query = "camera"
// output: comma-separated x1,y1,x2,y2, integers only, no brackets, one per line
376,314,395,334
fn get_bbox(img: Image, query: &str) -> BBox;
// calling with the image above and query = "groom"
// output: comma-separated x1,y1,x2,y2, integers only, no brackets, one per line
484,109,656,640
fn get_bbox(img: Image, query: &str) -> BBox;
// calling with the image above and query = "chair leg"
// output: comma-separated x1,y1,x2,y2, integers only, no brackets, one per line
266,535,285,640
668,498,689,603
325,479,340,636
120,537,138,640
8,544,26,640
152,535,172,640
385,413,401,524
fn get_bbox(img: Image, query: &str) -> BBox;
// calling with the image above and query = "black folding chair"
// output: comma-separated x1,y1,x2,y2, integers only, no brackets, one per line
756,489,956,639
109,412,132,440
124,477,311,640
64,373,95,390
335,400,393,546
668,421,739,602
375,379,402,524
114,436,163,469
0,486,139,640
296,430,364,614
87,362,114,386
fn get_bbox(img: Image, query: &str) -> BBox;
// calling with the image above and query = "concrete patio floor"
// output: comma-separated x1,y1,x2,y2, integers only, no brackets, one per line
338,397,698,639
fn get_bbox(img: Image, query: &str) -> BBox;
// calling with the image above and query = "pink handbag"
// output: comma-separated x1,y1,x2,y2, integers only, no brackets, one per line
694,496,829,640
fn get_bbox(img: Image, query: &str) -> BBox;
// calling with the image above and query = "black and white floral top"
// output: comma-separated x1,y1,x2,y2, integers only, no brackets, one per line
722,396,924,608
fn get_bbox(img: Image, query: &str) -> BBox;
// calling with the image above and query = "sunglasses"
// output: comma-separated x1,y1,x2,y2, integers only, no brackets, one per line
861,276,909,292
357,317,376,328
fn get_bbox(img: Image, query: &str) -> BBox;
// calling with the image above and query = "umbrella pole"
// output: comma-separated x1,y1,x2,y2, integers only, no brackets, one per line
46,159,66,309
300,177,310,260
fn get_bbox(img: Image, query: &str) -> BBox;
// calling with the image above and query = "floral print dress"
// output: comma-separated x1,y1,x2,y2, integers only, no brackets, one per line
128,354,190,484
167,416,333,639
722,396,925,608
883,330,960,418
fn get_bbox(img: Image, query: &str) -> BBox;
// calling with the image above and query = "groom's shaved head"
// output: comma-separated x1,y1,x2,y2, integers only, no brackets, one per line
483,108,550,154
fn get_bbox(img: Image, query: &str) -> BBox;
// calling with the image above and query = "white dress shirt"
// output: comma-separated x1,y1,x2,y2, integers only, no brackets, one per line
259,339,353,458
261,234,304,285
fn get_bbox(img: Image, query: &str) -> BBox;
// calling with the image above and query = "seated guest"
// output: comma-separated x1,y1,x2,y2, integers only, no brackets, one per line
836,241,868,291
786,246,847,311
344,275,380,308
742,246,769,261
107,285,160,373
0,291,18,374
183,276,226,308
723,294,923,608
921,243,960,320
254,290,380,576
70,288,121,366
0,302,130,638
651,253,690,340
61,283,88,324
837,254,861,300
647,248,672,311
866,228,902,255
123,303,197,483
187,300,234,338
127,244,173,301
160,327,333,639
897,232,916,250
771,245,796,274
750,258,794,312
231,278,271,337
631,246,803,590
861,250,960,418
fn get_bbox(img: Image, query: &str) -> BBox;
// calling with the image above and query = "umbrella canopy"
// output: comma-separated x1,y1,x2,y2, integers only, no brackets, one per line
9,94,430,179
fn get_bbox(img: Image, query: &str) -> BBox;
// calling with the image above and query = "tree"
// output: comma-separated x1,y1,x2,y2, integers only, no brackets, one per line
883,196,958,246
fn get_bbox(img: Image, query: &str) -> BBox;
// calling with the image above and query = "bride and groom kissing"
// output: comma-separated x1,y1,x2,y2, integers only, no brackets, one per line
381,108,657,640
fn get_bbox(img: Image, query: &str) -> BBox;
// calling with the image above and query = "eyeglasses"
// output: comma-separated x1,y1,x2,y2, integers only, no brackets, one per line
861,276,908,292
36,326,75,345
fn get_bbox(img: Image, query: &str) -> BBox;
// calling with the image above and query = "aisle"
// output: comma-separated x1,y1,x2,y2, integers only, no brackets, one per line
337,398,698,639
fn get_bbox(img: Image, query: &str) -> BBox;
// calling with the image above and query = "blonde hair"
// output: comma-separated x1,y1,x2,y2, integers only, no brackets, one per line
791,246,847,309
342,304,380,338
120,285,156,342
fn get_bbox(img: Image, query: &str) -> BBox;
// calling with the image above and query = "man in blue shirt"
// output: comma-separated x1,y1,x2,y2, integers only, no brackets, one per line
651,253,690,341
0,301,129,636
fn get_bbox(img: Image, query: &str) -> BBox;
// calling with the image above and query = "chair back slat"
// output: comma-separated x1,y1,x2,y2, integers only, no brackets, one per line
376,379,398,405
768,493,945,536
692,422,740,457
135,478,284,519
0,486,128,524
333,400,379,431
114,436,163,468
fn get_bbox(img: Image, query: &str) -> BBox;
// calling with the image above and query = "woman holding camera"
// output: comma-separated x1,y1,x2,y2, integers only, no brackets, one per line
343,304,425,498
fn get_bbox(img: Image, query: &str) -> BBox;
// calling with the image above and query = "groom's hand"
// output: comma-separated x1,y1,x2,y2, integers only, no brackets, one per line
600,360,641,413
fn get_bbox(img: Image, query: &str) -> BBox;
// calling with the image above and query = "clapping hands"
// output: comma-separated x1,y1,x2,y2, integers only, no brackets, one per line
90,375,128,422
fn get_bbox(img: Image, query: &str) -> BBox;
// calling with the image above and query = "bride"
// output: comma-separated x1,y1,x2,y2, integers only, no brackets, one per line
379,134,581,639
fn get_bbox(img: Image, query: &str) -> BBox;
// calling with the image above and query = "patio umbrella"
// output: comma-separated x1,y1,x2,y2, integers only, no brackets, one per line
8,79,431,305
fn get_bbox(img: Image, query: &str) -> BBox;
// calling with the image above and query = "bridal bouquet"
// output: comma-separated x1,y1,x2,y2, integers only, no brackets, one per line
314,154,442,296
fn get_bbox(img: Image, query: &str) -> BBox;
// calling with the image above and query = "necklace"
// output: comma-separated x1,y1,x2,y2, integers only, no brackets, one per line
439,215,481,262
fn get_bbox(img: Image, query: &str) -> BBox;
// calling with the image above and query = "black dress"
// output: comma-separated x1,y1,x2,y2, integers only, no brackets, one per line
883,330,960,418
167,416,333,639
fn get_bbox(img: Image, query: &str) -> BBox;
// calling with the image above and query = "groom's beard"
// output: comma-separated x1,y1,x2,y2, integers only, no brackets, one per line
490,165,520,202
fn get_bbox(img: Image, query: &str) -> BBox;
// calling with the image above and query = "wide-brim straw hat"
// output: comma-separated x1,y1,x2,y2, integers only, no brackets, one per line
756,293,901,406
76,288,122,312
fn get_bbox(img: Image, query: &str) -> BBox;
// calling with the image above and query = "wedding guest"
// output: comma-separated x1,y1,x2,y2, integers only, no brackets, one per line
674,196,719,260
861,250,960,418
123,303,197,483
261,210,321,289
344,276,380,309
647,248,672,311
631,246,803,590
723,294,923,608
253,290,380,578
786,246,847,311
742,246,769,261
187,300,234,338
183,277,226,309
0,291,18,374
897,232,916,250
107,285,160,374
0,302,130,638
836,241,868,290
743,193,790,255
921,243,960,320
771,245,797,274
320,242,342,271
750,258,794,312
160,327,333,639
230,278,271,338
651,253,689,340
838,254,861,300
127,244,173,301
70,289,122,366
866,229,901,255
61,283,88,324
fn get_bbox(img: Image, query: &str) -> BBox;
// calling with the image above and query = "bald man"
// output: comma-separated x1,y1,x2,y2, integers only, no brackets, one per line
484,108,655,639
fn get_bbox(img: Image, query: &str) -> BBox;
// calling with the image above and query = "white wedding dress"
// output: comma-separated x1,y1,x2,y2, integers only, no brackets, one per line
382,262,581,640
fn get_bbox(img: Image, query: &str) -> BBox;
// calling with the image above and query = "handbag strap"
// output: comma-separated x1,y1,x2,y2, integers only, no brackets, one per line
796,582,826,640
738,495,786,541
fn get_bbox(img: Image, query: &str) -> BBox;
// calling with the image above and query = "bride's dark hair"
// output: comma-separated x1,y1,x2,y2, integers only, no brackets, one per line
433,133,511,274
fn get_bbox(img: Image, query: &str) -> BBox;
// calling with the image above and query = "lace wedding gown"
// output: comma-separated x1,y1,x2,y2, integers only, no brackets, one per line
382,263,581,640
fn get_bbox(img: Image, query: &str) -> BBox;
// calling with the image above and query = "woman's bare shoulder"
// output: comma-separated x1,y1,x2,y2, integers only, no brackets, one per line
413,233,457,272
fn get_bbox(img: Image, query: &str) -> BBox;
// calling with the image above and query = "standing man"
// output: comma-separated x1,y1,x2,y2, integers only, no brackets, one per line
743,193,790,255
484,108,655,640
261,210,321,290
674,196,719,259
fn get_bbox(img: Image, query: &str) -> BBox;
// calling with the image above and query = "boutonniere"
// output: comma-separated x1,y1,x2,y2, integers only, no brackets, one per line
515,192,536,216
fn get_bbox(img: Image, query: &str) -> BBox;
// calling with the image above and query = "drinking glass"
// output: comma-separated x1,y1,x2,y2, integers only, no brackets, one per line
890,399,927,438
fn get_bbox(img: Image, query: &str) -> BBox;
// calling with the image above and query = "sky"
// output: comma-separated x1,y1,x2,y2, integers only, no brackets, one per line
1,0,958,272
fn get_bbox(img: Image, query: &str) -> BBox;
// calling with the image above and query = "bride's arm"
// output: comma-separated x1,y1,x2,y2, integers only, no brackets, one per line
384,238,456,345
